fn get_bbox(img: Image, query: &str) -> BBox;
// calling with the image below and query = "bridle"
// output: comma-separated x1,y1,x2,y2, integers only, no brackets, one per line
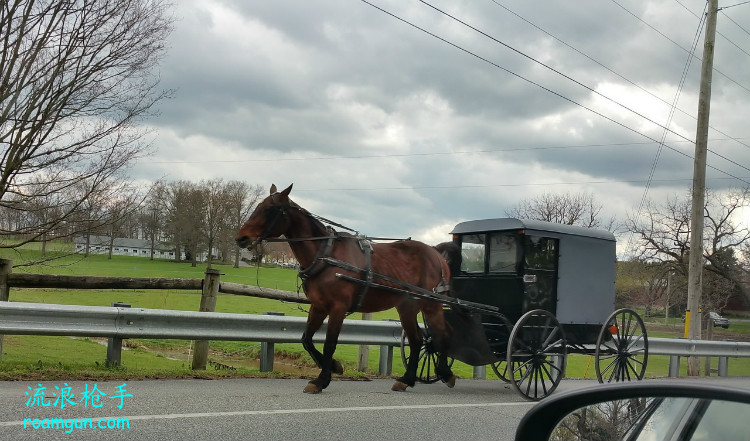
253,193,295,246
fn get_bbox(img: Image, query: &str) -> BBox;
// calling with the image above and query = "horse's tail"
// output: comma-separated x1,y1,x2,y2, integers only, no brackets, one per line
433,241,461,280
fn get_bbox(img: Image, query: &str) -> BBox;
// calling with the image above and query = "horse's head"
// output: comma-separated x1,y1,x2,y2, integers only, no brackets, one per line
235,184,294,249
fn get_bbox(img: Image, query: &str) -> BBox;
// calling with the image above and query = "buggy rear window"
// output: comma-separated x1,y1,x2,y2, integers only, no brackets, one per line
488,232,520,273
460,234,485,273
459,232,521,274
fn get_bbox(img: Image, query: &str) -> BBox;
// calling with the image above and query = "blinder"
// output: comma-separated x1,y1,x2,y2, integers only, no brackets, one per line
253,192,292,246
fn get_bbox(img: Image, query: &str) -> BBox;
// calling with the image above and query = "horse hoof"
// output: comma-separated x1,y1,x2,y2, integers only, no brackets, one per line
391,381,409,392
443,375,457,388
303,383,322,394
332,359,344,375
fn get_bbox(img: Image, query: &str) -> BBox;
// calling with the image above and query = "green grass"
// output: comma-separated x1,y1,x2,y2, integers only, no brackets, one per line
0,335,191,381
1,242,748,381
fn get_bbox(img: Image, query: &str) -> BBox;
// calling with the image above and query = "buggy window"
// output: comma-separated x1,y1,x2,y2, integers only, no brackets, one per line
488,232,519,273
524,236,558,270
460,234,485,273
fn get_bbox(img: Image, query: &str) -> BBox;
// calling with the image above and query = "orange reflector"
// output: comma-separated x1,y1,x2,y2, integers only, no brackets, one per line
608,325,618,335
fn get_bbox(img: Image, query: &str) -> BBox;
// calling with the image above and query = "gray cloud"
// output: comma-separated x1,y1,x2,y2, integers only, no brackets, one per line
137,0,749,246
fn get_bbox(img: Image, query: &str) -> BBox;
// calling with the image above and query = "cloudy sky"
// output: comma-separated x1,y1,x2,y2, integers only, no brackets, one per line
134,0,749,251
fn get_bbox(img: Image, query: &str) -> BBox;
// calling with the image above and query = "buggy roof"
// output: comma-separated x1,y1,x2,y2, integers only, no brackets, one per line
450,218,615,242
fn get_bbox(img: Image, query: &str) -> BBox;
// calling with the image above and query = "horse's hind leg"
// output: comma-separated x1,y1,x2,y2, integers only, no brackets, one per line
421,303,457,388
392,304,421,391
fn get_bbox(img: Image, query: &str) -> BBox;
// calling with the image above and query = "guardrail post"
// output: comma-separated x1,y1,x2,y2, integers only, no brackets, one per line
358,313,372,372
717,356,728,376
192,268,221,370
705,321,714,375
106,302,131,367
668,355,681,377
473,365,486,380
260,312,284,372
0,259,11,360
378,345,393,376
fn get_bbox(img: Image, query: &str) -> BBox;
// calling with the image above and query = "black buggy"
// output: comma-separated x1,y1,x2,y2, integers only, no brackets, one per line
399,218,649,401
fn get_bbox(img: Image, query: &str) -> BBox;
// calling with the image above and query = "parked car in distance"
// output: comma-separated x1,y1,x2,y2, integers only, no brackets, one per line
680,312,730,329
515,382,750,441
708,311,730,328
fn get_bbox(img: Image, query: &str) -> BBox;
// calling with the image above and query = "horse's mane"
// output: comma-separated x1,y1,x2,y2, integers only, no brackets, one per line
434,241,461,278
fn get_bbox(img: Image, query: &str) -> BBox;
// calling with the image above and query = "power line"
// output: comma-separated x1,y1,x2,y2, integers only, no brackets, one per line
488,0,749,150
638,0,708,227
416,0,749,175
150,138,747,164
370,0,749,182
611,0,750,93
719,1,750,10
721,11,750,37
680,0,750,56
292,176,748,193
628,0,709,257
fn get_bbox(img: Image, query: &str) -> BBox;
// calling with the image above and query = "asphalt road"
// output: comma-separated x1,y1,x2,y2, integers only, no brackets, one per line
1,377,749,441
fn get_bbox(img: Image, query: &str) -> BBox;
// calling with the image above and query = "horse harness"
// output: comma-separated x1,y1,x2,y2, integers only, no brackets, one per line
298,232,374,314
299,235,452,314
259,193,447,313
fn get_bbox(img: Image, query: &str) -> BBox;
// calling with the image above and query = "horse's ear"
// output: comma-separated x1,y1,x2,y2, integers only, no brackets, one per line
280,184,293,197
270,184,277,194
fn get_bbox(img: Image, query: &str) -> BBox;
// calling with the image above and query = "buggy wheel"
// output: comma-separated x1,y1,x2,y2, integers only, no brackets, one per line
507,309,567,401
487,314,513,383
595,308,648,383
490,360,510,383
400,326,454,384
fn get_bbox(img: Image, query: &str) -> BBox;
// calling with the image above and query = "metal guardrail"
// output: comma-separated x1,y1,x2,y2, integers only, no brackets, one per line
647,337,750,358
0,301,402,345
0,301,403,374
1,302,749,376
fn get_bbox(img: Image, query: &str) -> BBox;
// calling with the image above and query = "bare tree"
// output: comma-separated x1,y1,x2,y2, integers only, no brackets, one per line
506,191,615,230
158,180,200,264
100,189,146,259
200,179,230,269
142,184,166,260
616,260,670,315
221,181,263,268
626,187,750,313
0,0,173,258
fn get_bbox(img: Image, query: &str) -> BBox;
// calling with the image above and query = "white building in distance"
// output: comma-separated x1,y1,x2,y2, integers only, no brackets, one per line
74,235,183,260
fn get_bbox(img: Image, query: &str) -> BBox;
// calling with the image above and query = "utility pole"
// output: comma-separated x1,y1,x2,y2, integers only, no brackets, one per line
685,0,718,376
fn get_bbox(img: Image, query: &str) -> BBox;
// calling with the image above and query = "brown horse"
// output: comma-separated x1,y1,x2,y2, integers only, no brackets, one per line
235,184,456,394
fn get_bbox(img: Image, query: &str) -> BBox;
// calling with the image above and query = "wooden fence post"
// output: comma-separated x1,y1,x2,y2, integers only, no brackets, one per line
0,259,11,360
191,268,221,370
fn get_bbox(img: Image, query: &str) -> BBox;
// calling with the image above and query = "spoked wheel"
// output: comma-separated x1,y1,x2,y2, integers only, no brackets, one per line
400,325,454,384
595,308,648,383
507,309,567,401
487,315,513,383
490,360,510,383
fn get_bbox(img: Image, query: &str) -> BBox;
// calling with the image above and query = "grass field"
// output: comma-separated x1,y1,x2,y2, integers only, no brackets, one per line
1,243,748,381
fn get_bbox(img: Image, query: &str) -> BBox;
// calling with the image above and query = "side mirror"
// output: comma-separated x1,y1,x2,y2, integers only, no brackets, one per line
515,382,750,441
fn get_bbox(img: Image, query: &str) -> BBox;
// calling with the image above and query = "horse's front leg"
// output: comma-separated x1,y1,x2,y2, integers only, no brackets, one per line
301,304,327,367
303,306,346,394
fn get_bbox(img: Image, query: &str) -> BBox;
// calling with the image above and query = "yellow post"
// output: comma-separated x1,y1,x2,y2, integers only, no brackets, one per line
683,310,691,338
